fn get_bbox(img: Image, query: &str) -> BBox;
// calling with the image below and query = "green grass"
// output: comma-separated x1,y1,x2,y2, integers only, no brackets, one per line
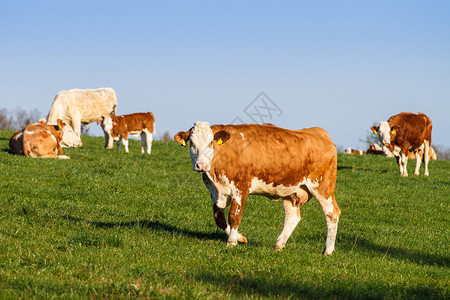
0,130,448,299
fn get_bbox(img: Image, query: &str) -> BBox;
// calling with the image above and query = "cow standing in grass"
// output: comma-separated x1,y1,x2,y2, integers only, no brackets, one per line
371,112,432,176
46,88,117,148
174,122,341,255
99,112,155,154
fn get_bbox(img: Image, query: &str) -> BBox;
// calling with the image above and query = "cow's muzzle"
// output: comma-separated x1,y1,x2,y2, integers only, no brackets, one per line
194,162,208,172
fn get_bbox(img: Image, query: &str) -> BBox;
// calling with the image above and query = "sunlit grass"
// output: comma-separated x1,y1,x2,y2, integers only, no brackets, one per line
0,130,448,299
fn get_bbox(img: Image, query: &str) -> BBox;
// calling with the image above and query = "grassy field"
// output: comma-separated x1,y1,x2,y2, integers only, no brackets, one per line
0,129,448,299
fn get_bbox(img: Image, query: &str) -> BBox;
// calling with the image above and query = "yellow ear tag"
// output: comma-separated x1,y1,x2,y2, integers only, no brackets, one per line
391,130,396,135
181,140,186,147
217,138,223,146
372,129,377,134
58,125,62,130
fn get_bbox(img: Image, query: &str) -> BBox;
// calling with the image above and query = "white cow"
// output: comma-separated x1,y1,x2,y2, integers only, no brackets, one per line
46,88,117,148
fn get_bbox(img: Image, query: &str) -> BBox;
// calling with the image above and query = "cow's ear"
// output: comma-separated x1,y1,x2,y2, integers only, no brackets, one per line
391,125,400,135
56,119,65,130
174,130,191,147
97,117,104,125
214,131,231,145
371,126,379,135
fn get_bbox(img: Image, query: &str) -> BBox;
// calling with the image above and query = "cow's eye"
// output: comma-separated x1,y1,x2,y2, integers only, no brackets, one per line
209,141,214,148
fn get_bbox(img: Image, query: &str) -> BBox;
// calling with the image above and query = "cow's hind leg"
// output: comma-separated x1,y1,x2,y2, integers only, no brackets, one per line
140,132,147,154
414,148,422,176
423,140,430,176
310,189,340,255
274,198,301,251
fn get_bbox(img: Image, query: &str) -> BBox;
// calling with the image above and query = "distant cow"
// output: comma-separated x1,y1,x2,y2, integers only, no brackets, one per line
46,88,117,147
345,147,366,155
99,112,155,154
174,122,341,255
371,112,432,176
9,120,73,159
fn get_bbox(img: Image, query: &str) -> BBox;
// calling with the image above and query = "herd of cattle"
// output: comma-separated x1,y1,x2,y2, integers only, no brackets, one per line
7,87,435,255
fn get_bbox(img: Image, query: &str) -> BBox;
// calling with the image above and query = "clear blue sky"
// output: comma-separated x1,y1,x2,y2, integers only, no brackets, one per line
1,0,449,149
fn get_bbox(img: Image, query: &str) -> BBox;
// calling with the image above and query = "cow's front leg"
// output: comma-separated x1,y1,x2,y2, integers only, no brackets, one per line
122,137,130,153
227,193,248,248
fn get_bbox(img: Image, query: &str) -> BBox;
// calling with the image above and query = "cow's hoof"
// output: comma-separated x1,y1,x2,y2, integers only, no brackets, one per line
237,233,247,244
323,248,335,256
58,155,70,160
226,242,237,248
274,242,285,251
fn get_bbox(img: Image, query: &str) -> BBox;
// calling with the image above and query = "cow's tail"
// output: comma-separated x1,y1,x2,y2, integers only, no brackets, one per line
148,112,156,137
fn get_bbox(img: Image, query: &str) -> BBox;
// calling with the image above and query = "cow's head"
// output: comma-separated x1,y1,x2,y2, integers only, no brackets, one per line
174,121,230,172
371,121,399,146
110,117,124,141
99,116,113,133
59,120,82,148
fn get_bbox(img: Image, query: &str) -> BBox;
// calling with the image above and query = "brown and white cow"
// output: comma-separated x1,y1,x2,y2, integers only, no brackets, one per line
99,112,155,154
174,122,341,255
38,118,82,148
9,119,72,159
345,147,366,155
371,112,432,176
46,88,118,148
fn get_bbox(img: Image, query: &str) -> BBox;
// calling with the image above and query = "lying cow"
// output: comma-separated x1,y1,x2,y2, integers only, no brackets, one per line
9,119,82,155
345,147,366,155
174,122,341,255
371,112,432,176
46,87,118,148
99,112,155,154
9,119,74,159
38,118,82,148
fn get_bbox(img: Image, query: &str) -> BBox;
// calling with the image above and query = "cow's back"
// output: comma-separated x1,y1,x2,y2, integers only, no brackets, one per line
47,88,117,124
22,124,58,158
210,125,336,187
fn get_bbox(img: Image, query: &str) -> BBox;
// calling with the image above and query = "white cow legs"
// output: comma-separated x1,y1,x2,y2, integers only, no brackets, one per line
274,199,301,250
423,141,430,176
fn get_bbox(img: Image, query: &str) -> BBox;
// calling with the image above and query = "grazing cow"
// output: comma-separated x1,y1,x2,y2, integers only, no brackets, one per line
46,87,118,147
9,120,72,159
371,112,432,176
366,144,393,156
174,122,341,255
99,112,155,154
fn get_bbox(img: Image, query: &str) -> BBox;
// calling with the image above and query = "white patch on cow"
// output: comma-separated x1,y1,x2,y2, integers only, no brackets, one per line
189,121,215,172
393,146,401,157
129,131,141,138
24,130,36,135
249,177,320,199
217,174,241,207
377,121,391,145
240,132,245,140
345,147,351,154
101,116,113,133
49,132,57,144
